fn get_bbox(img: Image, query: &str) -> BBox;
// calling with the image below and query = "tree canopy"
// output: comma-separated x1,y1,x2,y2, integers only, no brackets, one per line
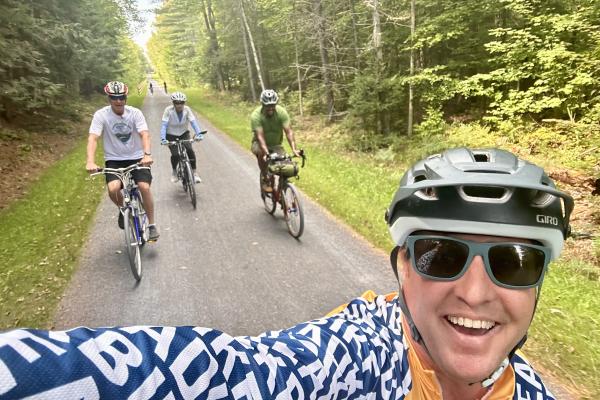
0,0,148,120
148,0,600,134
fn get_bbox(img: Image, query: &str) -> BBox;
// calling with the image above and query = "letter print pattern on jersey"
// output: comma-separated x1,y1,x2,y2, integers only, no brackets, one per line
0,296,554,399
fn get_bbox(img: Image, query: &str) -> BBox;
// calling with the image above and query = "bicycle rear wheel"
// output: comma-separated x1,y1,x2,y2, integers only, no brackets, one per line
260,174,276,214
282,183,304,238
123,208,142,281
184,161,197,209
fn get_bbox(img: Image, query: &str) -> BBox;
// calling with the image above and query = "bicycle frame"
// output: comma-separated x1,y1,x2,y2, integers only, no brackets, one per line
261,151,306,238
90,164,151,280
91,164,150,244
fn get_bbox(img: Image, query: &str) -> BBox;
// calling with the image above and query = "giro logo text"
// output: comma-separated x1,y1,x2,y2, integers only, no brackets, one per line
536,215,558,226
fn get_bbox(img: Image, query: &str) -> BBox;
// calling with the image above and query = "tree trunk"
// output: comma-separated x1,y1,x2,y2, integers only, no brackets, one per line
407,0,415,137
293,0,303,116
200,0,226,91
349,0,360,70
312,0,334,122
370,0,388,134
239,0,265,90
240,10,257,102
239,0,265,91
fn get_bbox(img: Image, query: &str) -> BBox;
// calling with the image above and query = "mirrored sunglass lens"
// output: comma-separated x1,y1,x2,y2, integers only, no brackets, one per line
488,245,546,286
110,95,126,101
413,238,469,278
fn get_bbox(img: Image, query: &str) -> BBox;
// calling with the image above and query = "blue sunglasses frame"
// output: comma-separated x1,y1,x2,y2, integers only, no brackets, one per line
405,235,551,289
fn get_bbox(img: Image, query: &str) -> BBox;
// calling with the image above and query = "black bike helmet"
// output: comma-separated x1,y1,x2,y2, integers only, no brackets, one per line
386,147,573,259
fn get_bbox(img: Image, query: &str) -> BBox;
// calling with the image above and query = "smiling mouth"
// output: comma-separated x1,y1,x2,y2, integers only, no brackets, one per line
446,315,496,335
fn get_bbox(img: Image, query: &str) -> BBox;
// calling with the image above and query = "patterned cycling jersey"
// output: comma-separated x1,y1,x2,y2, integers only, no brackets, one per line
0,294,555,399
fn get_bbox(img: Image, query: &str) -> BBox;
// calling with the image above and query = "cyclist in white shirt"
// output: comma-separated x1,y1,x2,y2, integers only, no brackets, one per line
85,81,159,241
160,91,205,183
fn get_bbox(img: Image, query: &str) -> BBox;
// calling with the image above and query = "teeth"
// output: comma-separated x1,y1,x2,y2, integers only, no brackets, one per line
448,316,495,330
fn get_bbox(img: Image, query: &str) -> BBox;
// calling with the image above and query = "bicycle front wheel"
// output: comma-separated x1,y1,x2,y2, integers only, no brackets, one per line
282,183,304,238
184,161,197,209
123,208,142,281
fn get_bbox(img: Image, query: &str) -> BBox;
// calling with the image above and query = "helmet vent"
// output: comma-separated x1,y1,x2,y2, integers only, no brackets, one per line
474,153,490,162
461,186,509,201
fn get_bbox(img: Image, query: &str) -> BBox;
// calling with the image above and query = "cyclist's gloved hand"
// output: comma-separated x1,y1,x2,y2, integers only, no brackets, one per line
161,139,168,145
195,133,204,141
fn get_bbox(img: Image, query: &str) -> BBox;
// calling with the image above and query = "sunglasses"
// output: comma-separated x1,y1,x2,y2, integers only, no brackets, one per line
402,235,550,289
109,95,127,101
173,101,185,105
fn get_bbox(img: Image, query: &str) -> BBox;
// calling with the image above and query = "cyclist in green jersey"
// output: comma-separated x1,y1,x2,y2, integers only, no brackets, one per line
251,89,300,192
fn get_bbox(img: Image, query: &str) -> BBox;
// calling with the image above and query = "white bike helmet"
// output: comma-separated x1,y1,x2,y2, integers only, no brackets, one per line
260,89,278,105
170,92,187,102
104,81,128,96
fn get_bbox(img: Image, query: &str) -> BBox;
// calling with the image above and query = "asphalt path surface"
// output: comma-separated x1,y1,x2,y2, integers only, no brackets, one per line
53,88,397,335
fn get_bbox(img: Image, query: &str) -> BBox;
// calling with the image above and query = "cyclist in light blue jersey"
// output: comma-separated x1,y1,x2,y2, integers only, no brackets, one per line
160,91,205,183
0,148,572,399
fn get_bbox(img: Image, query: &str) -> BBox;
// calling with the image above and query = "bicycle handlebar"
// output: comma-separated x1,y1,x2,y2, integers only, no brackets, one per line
161,131,208,146
89,163,150,177
267,149,306,168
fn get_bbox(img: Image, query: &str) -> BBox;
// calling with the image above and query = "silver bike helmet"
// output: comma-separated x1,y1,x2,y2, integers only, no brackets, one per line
386,147,573,259
260,89,279,105
170,92,187,102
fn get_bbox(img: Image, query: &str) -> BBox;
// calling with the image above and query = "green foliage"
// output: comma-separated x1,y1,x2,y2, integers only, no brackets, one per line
460,3,600,122
0,0,142,119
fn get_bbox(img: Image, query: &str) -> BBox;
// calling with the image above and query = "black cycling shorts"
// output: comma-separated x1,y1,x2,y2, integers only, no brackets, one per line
104,159,152,185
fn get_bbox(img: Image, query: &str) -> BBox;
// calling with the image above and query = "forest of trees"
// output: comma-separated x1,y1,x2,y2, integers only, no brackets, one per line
0,0,148,121
148,0,600,137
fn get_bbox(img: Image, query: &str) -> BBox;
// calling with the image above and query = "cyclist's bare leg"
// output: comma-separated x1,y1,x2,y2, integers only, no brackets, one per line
107,181,123,207
256,153,268,176
137,182,155,224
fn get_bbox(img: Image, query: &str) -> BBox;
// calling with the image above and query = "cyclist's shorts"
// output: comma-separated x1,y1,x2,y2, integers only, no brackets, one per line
104,159,152,184
251,141,285,157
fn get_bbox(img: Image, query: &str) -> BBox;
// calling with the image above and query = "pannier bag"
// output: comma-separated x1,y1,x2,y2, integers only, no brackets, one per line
268,159,299,177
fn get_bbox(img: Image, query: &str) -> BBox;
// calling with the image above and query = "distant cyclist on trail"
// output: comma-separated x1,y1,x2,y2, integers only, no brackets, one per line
149,81,153,95
160,91,205,183
163,81,168,93
251,89,300,192
1,148,571,399
85,81,159,241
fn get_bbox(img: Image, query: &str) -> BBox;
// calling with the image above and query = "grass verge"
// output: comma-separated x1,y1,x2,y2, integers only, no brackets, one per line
0,93,144,328
186,88,599,398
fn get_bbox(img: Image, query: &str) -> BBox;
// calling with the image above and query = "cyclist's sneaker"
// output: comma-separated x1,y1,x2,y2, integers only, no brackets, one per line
148,225,160,241
261,179,273,193
170,170,179,183
118,211,124,229
194,174,202,184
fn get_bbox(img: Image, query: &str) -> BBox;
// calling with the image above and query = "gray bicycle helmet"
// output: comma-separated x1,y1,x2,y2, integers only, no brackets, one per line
260,89,279,105
386,147,573,259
